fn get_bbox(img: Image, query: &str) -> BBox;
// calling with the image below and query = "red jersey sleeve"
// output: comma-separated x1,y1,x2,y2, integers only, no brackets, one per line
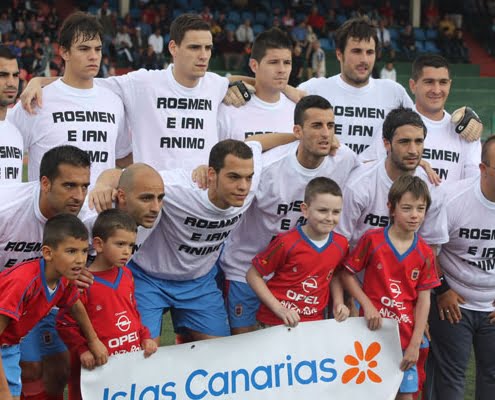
417,244,440,291
344,233,373,275
56,280,80,309
0,268,28,322
56,289,89,356
252,234,289,277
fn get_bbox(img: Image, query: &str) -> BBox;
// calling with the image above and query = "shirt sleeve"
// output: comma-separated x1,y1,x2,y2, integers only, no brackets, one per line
343,234,373,274
335,182,367,244
461,139,481,179
417,246,440,290
6,102,36,148
419,186,449,245
0,271,26,321
217,104,232,141
252,233,289,276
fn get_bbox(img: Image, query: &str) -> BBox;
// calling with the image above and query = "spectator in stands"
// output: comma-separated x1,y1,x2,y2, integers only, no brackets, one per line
115,25,134,65
98,1,111,18
99,55,112,78
46,8,59,38
200,6,213,24
236,19,254,44
137,14,152,45
376,19,395,60
98,1,116,57
399,24,416,61
438,27,455,60
291,20,307,45
21,37,35,73
148,27,164,64
0,12,13,36
32,48,49,77
439,14,456,36
380,60,396,81
307,6,325,35
141,44,159,70
311,39,326,77
289,42,304,87
40,35,54,63
218,29,244,71
425,0,440,26
450,29,469,63
14,17,26,40
379,1,395,26
282,9,295,31
324,8,340,38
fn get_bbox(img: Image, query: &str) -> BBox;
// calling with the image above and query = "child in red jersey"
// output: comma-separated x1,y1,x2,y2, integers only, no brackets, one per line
0,214,108,400
246,177,350,328
342,175,440,400
57,209,157,400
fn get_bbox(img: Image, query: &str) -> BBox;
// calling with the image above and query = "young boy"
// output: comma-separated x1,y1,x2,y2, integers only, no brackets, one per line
341,175,440,400
57,209,157,400
0,214,107,400
246,177,350,327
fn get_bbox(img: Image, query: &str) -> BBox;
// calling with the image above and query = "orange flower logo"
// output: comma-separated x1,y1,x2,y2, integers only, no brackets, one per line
342,341,382,384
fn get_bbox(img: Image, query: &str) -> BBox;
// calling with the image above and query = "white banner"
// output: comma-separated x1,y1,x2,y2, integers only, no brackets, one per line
82,318,403,400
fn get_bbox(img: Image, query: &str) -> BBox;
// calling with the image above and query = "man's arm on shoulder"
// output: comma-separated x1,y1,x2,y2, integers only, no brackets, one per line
20,76,58,113
245,133,296,152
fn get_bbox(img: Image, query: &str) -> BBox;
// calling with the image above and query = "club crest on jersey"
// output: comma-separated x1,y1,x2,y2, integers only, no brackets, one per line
234,304,243,317
96,305,103,311
411,269,420,281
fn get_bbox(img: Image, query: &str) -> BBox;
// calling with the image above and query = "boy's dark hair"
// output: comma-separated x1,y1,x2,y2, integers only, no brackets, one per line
411,54,450,81
43,214,89,248
92,209,137,241
294,95,332,126
334,17,378,53
170,13,210,45
481,135,495,166
388,175,432,217
0,45,17,60
304,177,342,204
39,145,91,181
382,107,427,143
250,28,293,62
59,11,103,50
209,139,253,173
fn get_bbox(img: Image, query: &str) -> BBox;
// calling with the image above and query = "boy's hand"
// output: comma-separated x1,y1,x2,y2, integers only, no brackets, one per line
275,305,300,328
88,338,109,366
400,343,420,371
142,339,158,358
80,350,96,370
363,305,382,330
333,303,350,322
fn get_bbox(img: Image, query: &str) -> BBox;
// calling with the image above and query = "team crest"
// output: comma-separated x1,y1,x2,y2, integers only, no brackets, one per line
234,304,243,317
411,269,420,280
96,305,103,311
376,263,383,270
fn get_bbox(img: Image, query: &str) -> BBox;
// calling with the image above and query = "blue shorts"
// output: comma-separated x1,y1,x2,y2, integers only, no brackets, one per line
128,260,230,338
225,280,260,329
0,344,22,396
20,309,67,362
399,363,418,393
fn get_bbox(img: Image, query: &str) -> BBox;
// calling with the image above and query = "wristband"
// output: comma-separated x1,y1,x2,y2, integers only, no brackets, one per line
435,275,451,295
228,81,251,101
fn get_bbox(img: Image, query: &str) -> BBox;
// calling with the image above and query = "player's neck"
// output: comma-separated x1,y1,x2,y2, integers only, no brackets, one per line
171,67,199,88
387,224,415,251
301,223,329,241
43,262,60,289
207,189,230,210
0,106,7,121
254,85,281,103
296,148,325,169
38,197,58,220
385,158,415,182
61,72,94,90
89,255,116,272
339,73,369,88
480,180,495,202
416,104,444,121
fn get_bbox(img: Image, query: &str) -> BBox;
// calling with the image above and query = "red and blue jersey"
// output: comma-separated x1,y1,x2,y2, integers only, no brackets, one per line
0,258,79,345
57,265,150,356
344,227,440,349
253,226,349,325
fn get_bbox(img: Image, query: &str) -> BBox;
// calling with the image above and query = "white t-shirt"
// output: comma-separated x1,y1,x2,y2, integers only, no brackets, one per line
97,65,229,170
0,119,23,184
217,93,295,141
132,141,262,281
335,158,448,248
366,108,481,182
439,177,495,311
299,75,413,159
0,181,92,271
220,141,359,282
8,79,130,184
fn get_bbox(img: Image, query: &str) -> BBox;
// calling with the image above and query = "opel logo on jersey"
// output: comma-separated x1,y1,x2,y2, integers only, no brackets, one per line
302,277,318,293
116,315,132,332
389,281,402,299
